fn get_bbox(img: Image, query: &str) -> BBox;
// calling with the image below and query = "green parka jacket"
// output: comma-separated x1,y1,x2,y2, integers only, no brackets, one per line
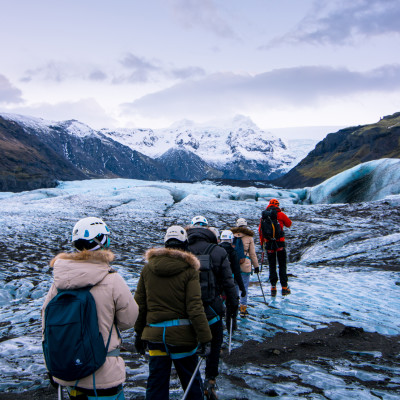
134,247,212,347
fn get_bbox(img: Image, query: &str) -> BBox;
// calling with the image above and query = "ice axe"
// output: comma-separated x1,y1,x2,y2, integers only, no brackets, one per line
181,356,204,400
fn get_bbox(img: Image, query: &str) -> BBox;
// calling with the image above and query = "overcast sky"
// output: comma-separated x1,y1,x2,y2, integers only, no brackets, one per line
1,0,399,138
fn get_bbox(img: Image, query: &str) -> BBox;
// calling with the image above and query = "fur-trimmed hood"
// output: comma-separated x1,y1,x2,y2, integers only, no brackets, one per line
231,226,255,237
145,247,200,277
50,250,115,290
50,249,115,267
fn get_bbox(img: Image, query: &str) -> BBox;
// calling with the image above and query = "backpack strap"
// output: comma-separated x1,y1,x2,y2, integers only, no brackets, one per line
203,243,217,255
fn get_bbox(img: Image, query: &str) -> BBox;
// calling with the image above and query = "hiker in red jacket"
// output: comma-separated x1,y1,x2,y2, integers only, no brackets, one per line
259,199,292,296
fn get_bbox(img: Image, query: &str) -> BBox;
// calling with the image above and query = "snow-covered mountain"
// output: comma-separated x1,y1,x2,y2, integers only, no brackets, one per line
101,115,302,179
0,112,317,189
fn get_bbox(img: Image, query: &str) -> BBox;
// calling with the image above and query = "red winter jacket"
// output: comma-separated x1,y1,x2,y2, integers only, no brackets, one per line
258,205,292,244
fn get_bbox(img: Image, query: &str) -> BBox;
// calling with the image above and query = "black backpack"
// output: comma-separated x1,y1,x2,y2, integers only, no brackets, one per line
261,208,283,241
195,244,217,304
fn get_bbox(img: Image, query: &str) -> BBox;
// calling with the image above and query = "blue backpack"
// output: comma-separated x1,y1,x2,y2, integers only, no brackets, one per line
233,236,246,264
43,287,113,381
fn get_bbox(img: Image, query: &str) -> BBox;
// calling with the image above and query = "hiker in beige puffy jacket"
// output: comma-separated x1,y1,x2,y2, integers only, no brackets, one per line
41,217,138,399
231,217,259,317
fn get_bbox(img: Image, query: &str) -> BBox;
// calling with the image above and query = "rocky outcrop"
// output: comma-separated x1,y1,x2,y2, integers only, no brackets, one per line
0,117,86,192
274,112,400,188
157,148,222,181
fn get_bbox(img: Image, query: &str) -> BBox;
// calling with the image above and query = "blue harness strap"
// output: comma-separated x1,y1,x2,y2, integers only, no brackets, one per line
149,318,191,327
148,319,198,359
208,315,220,325
207,305,221,326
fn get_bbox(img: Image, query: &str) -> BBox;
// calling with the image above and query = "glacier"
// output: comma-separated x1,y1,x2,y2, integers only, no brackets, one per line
0,158,400,399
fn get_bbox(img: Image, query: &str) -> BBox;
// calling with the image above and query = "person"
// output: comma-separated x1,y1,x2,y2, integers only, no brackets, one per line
187,216,239,400
208,227,220,243
219,229,246,332
134,225,212,400
42,217,138,400
230,218,259,318
259,198,292,296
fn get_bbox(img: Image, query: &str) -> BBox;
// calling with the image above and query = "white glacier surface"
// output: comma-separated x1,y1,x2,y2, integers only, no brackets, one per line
0,165,400,399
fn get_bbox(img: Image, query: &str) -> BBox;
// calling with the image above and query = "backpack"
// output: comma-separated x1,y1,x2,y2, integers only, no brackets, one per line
195,244,217,304
261,208,283,242
233,236,246,264
43,286,113,381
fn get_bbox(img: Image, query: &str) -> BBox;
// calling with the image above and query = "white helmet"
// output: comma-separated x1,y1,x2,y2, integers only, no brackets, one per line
71,217,110,251
236,218,247,227
220,230,234,242
209,227,220,240
191,215,208,226
164,225,188,243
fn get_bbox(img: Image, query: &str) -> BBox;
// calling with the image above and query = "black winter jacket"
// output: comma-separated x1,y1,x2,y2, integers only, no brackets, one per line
187,227,239,319
219,242,245,294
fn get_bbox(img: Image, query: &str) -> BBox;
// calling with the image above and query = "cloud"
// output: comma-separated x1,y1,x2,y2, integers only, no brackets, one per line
169,0,238,39
5,98,117,130
22,61,71,82
114,52,206,83
88,69,108,81
267,0,400,47
121,64,400,120
0,74,23,104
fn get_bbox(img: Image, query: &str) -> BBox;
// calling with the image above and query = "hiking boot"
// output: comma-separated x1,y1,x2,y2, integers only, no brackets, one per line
204,379,218,399
282,286,291,296
271,286,277,296
239,305,248,318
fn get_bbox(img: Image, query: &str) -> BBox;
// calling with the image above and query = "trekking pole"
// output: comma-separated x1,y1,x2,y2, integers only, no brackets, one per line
260,243,265,273
58,384,63,400
181,356,204,400
228,317,233,355
257,273,268,305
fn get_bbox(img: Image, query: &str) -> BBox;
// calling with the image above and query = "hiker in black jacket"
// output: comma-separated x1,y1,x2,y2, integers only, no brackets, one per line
219,229,246,333
187,216,239,400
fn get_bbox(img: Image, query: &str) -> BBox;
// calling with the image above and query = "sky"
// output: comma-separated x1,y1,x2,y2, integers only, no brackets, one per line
1,0,400,139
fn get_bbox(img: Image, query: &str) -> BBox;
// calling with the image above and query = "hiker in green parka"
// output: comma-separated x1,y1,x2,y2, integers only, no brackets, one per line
134,225,212,400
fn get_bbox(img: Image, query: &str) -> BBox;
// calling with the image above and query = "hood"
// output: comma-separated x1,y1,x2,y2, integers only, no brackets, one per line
186,226,218,245
50,250,115,290
145,247,200,277
230,226,255,237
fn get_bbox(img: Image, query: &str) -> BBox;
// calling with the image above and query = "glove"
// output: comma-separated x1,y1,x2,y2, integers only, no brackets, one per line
135,333,147,355
197,342,211,357
254,267,260,274
240,289,247,298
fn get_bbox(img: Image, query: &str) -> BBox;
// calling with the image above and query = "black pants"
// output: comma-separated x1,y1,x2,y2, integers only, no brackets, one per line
267,247,288,287
146,342,203,400
205,319,224,380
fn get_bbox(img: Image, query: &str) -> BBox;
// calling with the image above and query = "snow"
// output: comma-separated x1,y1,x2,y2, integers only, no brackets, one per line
1,160,400,398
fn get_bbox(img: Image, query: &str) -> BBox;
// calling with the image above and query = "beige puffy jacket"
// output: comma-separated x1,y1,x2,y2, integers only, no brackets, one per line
41,250,138,389
231,226,259,273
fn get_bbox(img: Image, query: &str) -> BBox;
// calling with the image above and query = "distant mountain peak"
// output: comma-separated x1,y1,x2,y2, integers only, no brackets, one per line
230,114,259,130
168,118,196,131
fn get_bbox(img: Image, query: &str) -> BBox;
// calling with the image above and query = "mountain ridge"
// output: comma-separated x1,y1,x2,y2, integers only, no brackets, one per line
274,112,400,188
0,113,312,191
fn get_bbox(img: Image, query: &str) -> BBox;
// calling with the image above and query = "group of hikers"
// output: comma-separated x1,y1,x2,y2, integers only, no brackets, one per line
41,198,292,400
